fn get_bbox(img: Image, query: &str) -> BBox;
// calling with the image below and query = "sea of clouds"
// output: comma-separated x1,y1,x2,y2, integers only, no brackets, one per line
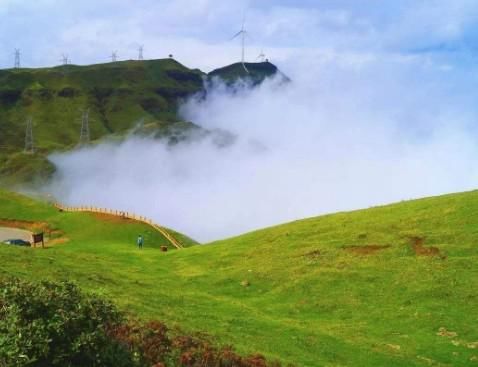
46,56,478,242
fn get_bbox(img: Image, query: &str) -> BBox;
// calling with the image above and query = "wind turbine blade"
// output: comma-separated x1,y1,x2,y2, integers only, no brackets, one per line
230,30,243,40
242,62,249,74
242,9,247,29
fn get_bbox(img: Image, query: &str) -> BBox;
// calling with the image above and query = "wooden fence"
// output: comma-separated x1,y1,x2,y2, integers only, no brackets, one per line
54,203,183,249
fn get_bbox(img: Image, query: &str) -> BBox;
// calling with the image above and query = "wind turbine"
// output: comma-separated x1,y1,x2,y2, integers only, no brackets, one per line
111,51,118,62
231,15,250,73
256,49,266,62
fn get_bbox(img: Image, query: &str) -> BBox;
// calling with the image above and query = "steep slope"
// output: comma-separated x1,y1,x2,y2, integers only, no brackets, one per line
0,189,477,366
0,59,286,187
0,58,204,153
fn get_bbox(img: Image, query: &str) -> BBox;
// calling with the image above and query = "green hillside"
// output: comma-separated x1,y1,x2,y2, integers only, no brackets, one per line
1,189,477,366
0,59,285,187
0,59,206,186
0,59,204,151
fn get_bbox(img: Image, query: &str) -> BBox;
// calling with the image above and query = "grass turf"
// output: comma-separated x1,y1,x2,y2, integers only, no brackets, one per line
0,189,477,366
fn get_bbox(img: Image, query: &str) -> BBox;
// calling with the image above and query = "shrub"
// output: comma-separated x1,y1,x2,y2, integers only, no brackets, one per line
0,278,287,367
0,278,134,367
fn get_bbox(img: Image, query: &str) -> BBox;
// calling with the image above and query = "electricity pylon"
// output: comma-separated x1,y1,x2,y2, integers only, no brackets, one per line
138,45,144,60
14,49,20,69
24,117,34,154
60,54,69,65
79,109,90,145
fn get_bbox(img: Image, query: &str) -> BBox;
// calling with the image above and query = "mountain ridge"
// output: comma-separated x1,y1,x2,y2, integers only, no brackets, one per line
0,58,286,186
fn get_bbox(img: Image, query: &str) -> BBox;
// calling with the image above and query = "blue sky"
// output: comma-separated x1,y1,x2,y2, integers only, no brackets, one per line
1,0,478,72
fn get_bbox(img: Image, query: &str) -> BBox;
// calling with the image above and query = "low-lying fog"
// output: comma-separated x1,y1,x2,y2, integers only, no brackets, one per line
46,58,478,242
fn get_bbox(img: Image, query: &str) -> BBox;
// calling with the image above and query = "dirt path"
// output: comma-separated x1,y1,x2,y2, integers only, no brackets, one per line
0,227,32,242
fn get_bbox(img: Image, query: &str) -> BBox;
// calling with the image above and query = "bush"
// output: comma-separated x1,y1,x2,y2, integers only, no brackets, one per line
0,278,134,367
0,278,286,367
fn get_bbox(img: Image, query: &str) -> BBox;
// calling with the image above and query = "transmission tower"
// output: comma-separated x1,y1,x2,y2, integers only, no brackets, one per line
79,109,90,145
24,117,34,154
111,51,118,62
60,54,69,65
14,49,20,68
138,45,144,60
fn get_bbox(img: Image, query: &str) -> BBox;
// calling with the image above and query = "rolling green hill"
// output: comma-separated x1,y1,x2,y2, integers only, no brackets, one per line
0,58,205,186
0,189,477,366
0,59,284,187
0,59,204,151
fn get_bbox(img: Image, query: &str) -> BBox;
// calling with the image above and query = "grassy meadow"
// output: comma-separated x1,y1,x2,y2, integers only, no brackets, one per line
0,189,477,366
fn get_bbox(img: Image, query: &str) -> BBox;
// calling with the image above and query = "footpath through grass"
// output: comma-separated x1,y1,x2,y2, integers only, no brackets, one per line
0,189,477,366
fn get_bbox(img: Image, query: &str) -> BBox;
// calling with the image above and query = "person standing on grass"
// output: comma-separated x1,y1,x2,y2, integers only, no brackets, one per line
137,234,144,249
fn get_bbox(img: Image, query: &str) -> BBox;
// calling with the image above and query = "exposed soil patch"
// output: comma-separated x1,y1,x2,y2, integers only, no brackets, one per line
303,249,322,259
92,213,130,224
0,218,49,232
409,236,445,258
437,327,458,338
344,244,391,255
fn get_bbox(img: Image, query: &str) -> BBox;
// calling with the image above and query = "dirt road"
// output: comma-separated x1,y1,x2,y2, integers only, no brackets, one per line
0,227,32,242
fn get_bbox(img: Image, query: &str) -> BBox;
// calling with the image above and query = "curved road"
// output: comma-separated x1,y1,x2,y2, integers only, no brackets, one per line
0,227,32,242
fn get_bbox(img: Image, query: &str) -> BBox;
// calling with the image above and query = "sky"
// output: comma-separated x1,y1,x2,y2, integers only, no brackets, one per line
6,0,478,241
2,0,478,73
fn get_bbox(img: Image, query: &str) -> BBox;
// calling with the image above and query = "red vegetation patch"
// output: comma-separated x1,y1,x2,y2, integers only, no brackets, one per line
344,244,391,255
109,320,285,367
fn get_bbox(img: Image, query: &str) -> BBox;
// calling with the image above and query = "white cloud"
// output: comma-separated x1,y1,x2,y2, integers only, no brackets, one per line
46,55,478,242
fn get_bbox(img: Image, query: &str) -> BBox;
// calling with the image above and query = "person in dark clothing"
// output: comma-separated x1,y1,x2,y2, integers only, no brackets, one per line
137,234,144,249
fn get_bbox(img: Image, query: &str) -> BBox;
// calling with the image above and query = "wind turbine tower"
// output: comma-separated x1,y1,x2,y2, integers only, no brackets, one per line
79,109,90,145
24,117,34,154
138,45,144,60
111,51,118,62
14,49,21,69
231,16,249,73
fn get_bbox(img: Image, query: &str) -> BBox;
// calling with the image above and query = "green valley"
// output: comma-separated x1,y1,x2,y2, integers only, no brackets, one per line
0,189,477,366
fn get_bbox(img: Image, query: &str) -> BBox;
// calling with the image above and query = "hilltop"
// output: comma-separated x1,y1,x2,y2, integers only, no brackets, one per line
0,59,285,186
209,61,289,86
1,188,477,366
